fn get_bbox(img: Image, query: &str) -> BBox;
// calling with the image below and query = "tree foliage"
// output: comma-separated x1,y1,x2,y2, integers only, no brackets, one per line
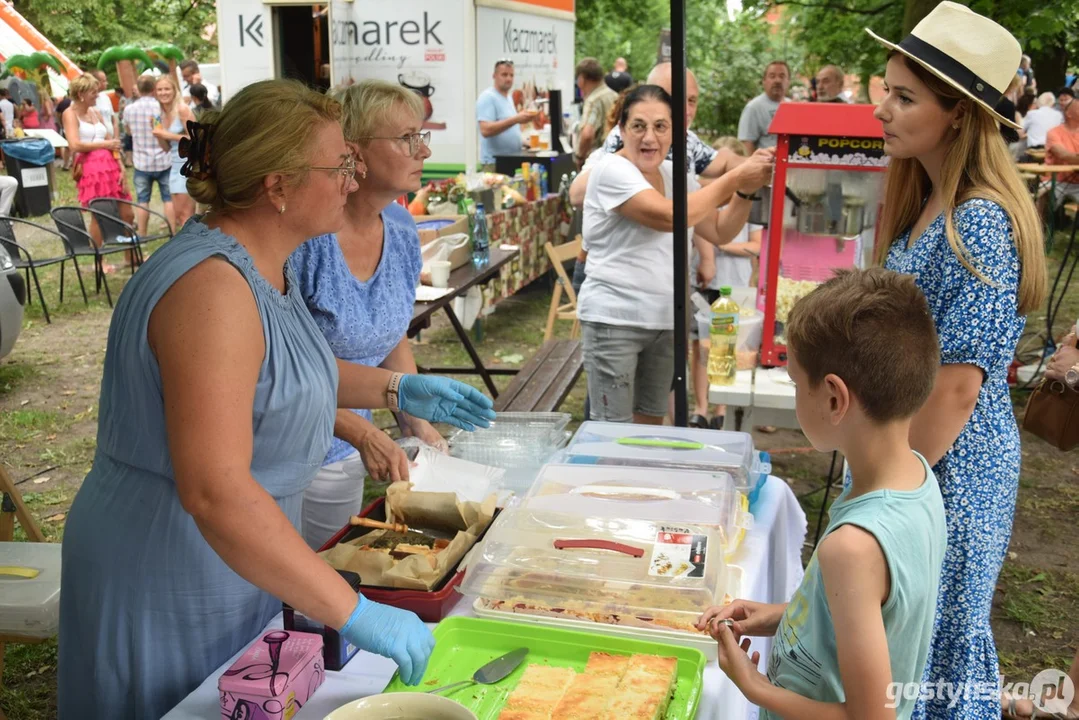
575,0,671,85
13,0,217,81
744,0,1079,94
576,0,806,136
688,6,804,136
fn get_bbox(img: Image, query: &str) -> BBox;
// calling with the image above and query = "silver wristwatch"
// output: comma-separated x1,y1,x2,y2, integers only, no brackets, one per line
1066,363,1079,389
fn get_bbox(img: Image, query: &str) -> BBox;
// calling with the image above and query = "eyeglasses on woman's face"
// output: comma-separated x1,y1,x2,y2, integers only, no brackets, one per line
360,131,432,157
308,156,358,192
625,119,672,137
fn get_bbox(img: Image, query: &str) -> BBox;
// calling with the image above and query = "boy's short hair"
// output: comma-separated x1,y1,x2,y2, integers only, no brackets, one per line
786,268,940,422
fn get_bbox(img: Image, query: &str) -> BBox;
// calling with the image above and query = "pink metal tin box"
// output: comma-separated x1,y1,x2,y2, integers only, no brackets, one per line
218,630,325,720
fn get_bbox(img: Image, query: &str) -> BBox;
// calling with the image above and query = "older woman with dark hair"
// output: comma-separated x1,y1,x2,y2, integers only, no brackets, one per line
291,79,453,550
577,83,772,424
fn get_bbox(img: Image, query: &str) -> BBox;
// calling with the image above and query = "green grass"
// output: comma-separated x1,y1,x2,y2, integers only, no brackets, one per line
0,638,58,720
0,362,39,392
0,409,70,444
10,164,173,327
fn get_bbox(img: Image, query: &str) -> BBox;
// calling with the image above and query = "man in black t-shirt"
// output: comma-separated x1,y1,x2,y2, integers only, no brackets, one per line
604,57,633,93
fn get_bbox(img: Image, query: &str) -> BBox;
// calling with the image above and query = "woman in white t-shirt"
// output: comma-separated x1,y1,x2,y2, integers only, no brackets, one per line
578,84,773,424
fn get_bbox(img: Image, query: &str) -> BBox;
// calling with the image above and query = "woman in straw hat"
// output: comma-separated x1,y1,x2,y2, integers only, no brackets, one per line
867,3,1049,718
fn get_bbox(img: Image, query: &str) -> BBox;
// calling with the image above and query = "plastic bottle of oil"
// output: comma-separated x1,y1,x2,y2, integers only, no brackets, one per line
708,286,740,386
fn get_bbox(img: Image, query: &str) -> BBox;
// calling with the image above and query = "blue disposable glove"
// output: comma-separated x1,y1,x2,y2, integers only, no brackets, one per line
398,375,496,431
339,595,435,686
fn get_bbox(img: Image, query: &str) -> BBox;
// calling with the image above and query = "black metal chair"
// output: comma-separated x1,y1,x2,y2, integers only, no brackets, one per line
50,206,140,307
90,197,174,243
0,215,88,323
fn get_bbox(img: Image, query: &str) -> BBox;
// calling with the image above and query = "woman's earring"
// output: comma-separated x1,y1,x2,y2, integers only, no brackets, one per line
278,205,286,214
361,169,367,180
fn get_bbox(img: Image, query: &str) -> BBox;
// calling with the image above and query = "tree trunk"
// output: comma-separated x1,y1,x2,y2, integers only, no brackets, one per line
1029,36,1068,95
902,0,937,33
115,60,136,99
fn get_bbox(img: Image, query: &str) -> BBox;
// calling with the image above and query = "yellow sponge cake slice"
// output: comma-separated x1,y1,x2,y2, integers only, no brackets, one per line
498,665,577,720
550,653,630,719
601,654,679,720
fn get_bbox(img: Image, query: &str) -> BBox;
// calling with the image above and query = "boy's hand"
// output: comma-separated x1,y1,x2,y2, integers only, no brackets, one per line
715,621,768,696
697,599,785,640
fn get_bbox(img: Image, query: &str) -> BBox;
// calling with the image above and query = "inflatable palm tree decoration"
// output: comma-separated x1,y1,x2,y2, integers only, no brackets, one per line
147,44,185,77
4,52,65,101
97,45,155,99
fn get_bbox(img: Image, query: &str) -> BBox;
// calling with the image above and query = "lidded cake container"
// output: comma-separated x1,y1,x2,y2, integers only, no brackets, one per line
560,421,769,494
520,463,749,553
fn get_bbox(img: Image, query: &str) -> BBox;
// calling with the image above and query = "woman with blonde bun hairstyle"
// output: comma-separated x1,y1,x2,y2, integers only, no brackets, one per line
57,79,493,719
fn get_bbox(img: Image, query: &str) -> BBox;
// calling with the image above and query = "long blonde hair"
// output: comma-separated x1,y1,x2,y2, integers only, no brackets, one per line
876,53,1046,314
155,74,181,119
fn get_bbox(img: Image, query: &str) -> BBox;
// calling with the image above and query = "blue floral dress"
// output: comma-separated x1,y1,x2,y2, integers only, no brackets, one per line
885,199,1025,720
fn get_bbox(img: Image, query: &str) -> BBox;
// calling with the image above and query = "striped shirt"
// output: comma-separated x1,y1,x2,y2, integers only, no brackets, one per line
122,97,170,172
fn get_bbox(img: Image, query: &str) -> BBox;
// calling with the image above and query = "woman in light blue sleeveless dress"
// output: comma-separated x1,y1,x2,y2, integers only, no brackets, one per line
58,80,494,720
150,74,196,228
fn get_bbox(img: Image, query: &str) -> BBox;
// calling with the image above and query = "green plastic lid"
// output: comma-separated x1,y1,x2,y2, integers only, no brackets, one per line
720,286,732,296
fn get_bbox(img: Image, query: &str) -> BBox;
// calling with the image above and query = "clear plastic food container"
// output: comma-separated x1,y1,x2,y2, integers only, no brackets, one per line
448,412,572,493
459,507,730,644
0,541,61,638
561,421,770,493
522,464,750,553
449,412,572,447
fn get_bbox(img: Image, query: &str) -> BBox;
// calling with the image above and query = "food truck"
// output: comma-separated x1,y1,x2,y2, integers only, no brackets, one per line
215,0,576,176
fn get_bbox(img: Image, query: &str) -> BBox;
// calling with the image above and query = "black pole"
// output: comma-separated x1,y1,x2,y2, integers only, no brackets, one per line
671,0,688,427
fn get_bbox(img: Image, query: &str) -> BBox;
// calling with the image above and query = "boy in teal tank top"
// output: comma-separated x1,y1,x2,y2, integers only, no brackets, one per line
698,268,947,719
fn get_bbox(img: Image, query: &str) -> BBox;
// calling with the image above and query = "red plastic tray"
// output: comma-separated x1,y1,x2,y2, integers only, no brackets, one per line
318,497,493,623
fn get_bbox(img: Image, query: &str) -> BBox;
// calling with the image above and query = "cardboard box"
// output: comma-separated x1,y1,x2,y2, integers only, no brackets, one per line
414,215,469,244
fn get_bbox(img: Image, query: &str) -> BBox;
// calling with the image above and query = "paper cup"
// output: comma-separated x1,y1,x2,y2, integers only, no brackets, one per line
430,260,451,288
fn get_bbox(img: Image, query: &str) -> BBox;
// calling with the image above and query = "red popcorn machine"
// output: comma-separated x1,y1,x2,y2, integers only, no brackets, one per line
752,103,889,367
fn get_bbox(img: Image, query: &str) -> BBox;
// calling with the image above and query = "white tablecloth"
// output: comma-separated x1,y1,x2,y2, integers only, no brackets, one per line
163,476,806,720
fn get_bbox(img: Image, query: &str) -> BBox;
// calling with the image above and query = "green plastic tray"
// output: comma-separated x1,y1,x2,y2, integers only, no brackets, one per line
382,616,706,719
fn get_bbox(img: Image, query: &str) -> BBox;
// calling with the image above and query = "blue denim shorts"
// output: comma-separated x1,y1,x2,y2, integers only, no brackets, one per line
133,167,172,204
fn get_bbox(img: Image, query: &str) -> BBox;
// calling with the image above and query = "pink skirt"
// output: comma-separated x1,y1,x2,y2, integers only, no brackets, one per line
77,149,130,207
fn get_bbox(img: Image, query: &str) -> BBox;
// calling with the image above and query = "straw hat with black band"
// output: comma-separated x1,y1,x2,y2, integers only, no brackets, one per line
866,1,1023,130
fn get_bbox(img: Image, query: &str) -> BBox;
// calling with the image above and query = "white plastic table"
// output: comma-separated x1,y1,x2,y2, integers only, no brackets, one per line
709,367,798,431
163,476,807,720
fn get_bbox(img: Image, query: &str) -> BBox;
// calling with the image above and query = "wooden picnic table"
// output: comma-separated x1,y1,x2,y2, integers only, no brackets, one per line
1016,163,1079,174
1016,164,1079,242
408,246,519,397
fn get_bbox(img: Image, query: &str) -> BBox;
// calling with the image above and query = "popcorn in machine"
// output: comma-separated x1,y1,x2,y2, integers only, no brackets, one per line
751,103,889,367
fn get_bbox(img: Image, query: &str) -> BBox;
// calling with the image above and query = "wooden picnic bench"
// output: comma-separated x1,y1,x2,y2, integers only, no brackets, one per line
493,339,583,413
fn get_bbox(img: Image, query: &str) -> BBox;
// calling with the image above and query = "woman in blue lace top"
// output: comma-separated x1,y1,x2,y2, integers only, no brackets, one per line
292,80,445,550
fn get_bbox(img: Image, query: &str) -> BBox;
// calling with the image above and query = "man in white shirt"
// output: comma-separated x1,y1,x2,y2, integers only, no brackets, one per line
180,60,219,107
1023,92,1064,148
738,61,791,153
815,65,849,103
0,89,14,138
91,70,119,141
